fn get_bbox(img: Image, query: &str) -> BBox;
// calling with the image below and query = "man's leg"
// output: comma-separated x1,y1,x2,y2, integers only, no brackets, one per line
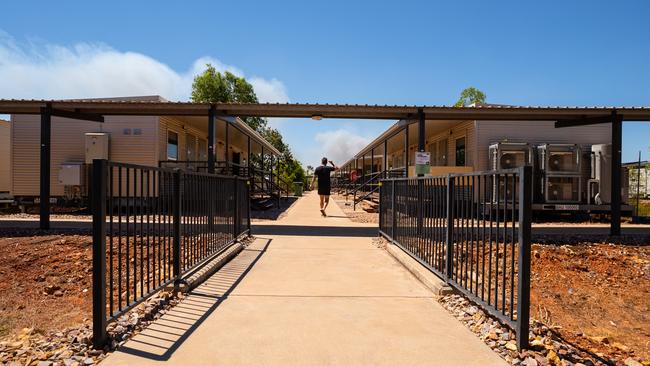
323,195,330,210
319,195,326,216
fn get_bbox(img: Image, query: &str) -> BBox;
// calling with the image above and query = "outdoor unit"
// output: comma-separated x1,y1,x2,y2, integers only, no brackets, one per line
85,132,110,163
58,162,85,201
590,144,629,205
537,144,581,204
488,142,532,202
489,142,532,170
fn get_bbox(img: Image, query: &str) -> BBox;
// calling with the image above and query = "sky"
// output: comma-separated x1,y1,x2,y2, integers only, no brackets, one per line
1,0,649,165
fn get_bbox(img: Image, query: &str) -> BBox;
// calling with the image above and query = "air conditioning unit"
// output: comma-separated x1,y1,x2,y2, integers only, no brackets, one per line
590,144,628,204
488,142,533,203
489,142,532,170
545,177,580,203
537,144,580,174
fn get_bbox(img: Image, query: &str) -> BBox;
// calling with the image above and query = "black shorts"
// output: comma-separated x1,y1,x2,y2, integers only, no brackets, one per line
318,187,331,196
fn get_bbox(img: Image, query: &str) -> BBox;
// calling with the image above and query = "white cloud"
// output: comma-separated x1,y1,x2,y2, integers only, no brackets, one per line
314,129,372,164
0,32,289,103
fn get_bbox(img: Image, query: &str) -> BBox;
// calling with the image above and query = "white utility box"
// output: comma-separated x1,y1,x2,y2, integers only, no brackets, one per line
85,133,110,163
58,162,84,185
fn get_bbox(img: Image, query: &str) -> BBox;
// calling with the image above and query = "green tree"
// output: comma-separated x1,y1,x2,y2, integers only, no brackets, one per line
191,64,267,131
190,63,307,185
454,87,486,107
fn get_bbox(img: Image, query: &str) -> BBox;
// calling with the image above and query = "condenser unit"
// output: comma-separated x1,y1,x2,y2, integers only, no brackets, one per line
489,142,532,170
537,144,581,174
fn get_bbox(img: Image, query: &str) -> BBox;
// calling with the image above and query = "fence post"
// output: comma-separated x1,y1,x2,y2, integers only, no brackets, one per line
516,166,532,350
391,180,396,240
92,159,108,349
234,177,240,238
247,180,252,234
445,175,454,281
172,169,182,292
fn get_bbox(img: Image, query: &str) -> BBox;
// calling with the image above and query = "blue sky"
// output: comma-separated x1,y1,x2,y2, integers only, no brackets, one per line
1,0,649,165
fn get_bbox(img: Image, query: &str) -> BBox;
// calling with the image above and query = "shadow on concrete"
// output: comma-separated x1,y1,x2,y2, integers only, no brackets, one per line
114,238,272,361
252,224,377,237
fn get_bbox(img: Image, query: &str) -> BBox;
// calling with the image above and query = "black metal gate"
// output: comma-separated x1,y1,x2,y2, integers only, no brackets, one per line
91,159,250,348
379,166,532,349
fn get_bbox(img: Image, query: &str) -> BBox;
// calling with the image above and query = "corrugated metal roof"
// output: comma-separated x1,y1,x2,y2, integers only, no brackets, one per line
2,98,650,120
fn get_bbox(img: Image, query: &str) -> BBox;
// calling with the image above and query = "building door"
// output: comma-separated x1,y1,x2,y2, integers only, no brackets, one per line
232,152,241,176
455,137,466,166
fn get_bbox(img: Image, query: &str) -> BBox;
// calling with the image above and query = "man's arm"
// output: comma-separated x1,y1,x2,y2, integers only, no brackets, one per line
329,160,340,171
310,174,316,190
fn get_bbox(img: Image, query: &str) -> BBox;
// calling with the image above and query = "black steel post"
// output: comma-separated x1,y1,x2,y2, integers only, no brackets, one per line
637,151,642,216
261,146,265,192
611,111,623,236
172,169,182,291
404,125,410,177
40,104,52,230
234,177,240,237
417,109,425,177
225,121,230,174
208,106,216,174
92,159,107,349
383,140,388,178
247,136,251,179
516,166,532,350
391,179,396,239
445,175,454,280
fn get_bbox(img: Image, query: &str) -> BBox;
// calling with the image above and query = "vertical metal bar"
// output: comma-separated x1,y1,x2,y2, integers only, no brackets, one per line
417,109,425,177
117,167,122,310
108,164,114,316
146,170,151,294
173,169,182,291
383,139,388,179
234,177,240,238
611,111,622,236
125,167,130,305
516,166,532,350
92,159,107,349
224,120,230,174
39,104,52,230
208,106,216,174
405,125,410,177
445,175,454,280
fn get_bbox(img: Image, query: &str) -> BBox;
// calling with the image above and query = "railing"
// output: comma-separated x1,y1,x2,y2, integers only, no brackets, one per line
91,159,250,348
353,171,383,210
379,167,532,349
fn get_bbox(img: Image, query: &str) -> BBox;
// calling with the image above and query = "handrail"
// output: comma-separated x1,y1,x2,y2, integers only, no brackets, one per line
353,171,383,210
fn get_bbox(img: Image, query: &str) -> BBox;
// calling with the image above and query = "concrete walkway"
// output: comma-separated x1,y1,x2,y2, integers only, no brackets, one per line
102,192,505,366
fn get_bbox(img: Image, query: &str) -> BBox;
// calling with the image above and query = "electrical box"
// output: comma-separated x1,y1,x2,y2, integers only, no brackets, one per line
58,162,84,185
85,133,110,163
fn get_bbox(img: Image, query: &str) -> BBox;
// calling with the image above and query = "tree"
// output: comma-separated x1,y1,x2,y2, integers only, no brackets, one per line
454,87,486,107
191,64,267,131
190,63,307,185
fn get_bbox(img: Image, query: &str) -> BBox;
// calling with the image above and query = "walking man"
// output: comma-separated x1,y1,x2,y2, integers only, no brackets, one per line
310,157,338,216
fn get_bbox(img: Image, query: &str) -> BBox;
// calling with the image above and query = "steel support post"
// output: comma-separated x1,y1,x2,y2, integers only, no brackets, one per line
610,111,623,236
172,169,182,292
208,106,216,174
516,166,532,349
91,159,107,349
40,104,52,230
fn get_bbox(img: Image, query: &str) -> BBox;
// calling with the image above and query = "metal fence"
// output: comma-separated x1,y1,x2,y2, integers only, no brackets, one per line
379,167,532,349
91,159,250,348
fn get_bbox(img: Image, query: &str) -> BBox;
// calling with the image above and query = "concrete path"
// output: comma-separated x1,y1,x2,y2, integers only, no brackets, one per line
102,192,505,366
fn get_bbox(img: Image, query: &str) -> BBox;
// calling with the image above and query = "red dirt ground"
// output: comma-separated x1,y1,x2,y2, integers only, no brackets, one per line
531,242,650,362
0,230,648,362
0,231,93,337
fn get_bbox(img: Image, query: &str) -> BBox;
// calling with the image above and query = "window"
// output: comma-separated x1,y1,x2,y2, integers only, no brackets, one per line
198,139,207,161
455,137,466,166
186,133,197,161
167,131,179,161
427,138,448,166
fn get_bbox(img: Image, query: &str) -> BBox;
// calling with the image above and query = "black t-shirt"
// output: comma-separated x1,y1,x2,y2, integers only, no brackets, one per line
315,165,335,190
